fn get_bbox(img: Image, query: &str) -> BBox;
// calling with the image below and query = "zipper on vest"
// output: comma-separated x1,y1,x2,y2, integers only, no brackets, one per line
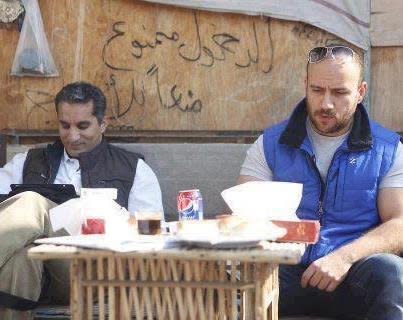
322,148,344,225
309,154,325,225
318,200,324,216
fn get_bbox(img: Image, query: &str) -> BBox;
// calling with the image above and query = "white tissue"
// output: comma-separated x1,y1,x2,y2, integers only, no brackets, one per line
49,198,82,235
221,181,302,220
49,196,131,236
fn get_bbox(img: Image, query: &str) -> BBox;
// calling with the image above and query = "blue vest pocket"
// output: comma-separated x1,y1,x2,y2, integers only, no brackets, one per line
342,189,376,212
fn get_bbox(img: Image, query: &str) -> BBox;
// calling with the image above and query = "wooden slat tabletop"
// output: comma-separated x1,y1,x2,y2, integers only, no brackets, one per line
28,242,305,264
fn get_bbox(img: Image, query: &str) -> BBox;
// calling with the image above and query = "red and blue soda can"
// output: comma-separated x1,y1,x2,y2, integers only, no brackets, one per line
177,189,204,220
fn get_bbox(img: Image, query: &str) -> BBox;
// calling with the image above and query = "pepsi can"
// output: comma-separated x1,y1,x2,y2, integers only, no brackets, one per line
177,189,204,220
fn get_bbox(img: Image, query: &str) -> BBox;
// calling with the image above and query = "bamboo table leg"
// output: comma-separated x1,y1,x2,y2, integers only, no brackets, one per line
268,266,279,320
70,259,84,320
251,263,279,320
241,262,253,320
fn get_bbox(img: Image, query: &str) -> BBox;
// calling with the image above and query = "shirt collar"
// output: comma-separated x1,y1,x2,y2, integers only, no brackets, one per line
62,149,80,168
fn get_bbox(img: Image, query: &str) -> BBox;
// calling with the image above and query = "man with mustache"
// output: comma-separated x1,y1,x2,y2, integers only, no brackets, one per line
238,46,403,319
0,81,163,320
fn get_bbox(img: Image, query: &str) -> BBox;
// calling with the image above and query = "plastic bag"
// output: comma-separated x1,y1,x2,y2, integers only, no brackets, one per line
11,0,58,77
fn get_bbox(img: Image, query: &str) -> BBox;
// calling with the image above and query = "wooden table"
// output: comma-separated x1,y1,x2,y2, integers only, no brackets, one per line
29,242,305,320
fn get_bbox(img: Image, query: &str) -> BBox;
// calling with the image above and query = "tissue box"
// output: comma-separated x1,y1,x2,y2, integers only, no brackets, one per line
271,220,320,244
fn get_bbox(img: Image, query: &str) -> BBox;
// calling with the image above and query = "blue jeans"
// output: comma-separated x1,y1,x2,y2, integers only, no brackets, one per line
279,253,403,320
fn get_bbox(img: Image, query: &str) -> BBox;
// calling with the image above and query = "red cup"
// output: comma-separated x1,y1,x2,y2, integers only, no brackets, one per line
81,218,105,235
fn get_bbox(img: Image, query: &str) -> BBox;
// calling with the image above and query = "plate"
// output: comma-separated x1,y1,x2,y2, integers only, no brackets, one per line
174,234,268,249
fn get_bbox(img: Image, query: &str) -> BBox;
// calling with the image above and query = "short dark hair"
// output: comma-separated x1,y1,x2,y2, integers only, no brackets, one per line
306,46,364,85
55,82,106,124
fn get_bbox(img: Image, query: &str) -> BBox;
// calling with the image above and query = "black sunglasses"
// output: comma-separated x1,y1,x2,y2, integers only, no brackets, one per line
308,46,355,63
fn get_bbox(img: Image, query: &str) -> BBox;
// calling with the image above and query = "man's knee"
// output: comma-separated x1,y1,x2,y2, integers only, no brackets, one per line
0,193,49,234
354,253,403,292
4,191,45,203
367,253,402,277
15,191,55,207
18,191,46,200
0,193,55,267
2,191,56,214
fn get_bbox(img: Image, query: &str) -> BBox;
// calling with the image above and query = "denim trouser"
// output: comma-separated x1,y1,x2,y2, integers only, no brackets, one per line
279,253,403,320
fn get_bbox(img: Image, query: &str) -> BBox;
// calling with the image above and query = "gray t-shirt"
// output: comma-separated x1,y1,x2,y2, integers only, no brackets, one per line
306,119,348,181
240,122,403,188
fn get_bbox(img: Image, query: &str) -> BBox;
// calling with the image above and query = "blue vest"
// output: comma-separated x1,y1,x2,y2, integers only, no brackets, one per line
263,99,401,264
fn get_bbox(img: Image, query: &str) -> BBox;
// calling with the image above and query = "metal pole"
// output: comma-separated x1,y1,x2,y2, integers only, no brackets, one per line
0,133,6,167
363,47,371,116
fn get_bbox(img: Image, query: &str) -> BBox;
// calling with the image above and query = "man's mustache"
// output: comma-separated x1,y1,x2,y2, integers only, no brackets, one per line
315,109,336,117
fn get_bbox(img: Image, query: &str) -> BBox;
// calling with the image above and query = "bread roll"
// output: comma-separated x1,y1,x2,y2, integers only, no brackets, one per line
216,215,247,235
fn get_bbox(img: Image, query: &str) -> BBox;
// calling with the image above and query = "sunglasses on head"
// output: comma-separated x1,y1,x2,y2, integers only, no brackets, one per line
308,46,356,63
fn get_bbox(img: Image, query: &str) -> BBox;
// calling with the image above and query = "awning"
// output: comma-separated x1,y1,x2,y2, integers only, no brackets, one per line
142,0,370,50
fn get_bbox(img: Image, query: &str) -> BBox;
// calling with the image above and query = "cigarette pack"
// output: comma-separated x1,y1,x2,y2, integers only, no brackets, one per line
271,219,320,244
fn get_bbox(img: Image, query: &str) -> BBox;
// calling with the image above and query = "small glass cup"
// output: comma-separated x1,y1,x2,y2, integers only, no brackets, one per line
136,212,162,235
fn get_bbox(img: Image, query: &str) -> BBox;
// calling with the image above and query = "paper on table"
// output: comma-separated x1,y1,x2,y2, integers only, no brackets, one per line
35,234,177,252
221,181,302,220
49,197,131,236
49,198,82,235
81,187,117,200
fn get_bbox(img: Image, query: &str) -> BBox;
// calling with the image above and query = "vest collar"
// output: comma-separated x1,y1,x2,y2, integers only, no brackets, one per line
45,140,64,181
279,98,373,151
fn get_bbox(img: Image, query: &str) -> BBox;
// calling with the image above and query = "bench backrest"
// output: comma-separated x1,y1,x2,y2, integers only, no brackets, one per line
6,143,251,220
117,143,250,220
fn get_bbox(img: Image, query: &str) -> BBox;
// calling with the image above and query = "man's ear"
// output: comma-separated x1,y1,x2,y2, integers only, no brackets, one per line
357,81,368,104
100,117,108,133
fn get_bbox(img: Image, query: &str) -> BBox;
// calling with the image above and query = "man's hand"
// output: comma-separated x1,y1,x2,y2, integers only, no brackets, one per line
300,252,353,292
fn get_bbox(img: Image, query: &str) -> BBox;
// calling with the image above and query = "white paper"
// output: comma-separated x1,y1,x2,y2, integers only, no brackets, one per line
81,188,117,200
176,228,285,245
49,197,131,236
35,234,177,252
221,181,302,220
49,198,83,235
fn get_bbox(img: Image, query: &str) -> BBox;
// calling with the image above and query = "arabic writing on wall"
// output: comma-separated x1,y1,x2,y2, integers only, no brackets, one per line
101,11,274,126
18,4,339,131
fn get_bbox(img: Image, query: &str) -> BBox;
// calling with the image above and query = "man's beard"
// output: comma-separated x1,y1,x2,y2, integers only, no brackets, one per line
309,108,352,136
